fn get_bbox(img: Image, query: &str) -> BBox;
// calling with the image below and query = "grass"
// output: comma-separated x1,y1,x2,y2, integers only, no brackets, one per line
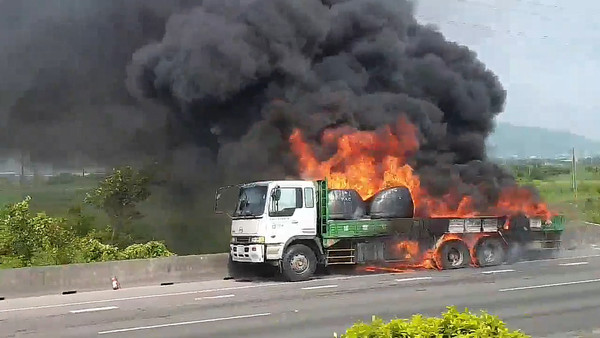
517,170,600,224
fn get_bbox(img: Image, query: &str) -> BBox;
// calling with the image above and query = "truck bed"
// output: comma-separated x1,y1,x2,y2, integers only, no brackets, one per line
322,215,565,239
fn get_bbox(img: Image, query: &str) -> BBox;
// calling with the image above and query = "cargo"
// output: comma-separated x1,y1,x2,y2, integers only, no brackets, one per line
366,187,414,219
327,189,366,220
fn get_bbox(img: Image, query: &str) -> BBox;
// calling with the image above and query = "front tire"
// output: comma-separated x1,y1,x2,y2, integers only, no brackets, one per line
281,244,317,282
437,240,471,270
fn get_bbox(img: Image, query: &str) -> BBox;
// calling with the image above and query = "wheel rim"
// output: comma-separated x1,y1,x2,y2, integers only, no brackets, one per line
447,248,463,267
482,244,495,263
290,254,309,274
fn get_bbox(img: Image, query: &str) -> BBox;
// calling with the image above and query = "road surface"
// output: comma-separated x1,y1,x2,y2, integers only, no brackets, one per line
3,249,600,338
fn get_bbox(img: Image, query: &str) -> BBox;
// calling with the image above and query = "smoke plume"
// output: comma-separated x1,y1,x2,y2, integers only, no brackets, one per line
128,0,513,207
2,0,527,252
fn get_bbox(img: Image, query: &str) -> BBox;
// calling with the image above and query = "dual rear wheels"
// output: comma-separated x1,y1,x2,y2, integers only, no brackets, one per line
436,237,506,269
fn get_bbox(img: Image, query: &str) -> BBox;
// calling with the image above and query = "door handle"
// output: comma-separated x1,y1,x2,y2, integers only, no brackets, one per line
291,220,298,224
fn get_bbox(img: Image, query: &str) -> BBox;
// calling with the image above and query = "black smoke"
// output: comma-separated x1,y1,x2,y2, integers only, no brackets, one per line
2,0,521,252
128,0,512,208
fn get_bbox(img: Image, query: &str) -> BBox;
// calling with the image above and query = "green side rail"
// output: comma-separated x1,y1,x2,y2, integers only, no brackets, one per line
317,179,329,235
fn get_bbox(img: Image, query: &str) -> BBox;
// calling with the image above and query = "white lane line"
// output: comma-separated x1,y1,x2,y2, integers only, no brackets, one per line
14,252,597,314
0,284,280,313
97,312,271,335
195,294,235,301
301,284,338,290
499,278,600,292
394,277,433,282
516,254,600,264
69,306,118,314
584,221,600,226
482,269,515,274
559,261,589,266
0,271,412,313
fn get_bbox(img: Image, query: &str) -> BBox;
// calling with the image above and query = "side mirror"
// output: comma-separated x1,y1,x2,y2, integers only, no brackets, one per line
271,187,281,201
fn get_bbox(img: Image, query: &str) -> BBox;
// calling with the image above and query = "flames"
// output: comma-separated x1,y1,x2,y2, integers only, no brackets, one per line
289,115,554,220
361,233,494,274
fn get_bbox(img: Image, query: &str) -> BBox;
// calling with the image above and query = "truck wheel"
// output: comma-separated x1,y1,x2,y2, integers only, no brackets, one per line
281,244,317,282
437,240,470,269
475,238,506,267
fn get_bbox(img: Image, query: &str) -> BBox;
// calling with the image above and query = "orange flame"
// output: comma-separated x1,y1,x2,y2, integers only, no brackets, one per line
289,115,554,220
360,233,493,273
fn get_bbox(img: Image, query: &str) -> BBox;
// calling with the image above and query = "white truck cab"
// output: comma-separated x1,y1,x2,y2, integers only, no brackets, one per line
216,180,323,281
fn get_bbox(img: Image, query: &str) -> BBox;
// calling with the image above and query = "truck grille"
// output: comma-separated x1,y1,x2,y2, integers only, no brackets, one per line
233,236,251,244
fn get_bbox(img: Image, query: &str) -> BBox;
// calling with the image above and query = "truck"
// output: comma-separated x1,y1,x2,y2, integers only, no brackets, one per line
215,179,565,282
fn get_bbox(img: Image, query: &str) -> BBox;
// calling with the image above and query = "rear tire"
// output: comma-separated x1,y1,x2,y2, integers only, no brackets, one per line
281,244,317,282
475,237,506,267
437,240,470,269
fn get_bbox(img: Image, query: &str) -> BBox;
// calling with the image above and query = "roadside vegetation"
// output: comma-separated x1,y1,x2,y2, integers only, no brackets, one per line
0,166,173,269
505,159,600,224
335,306,529,337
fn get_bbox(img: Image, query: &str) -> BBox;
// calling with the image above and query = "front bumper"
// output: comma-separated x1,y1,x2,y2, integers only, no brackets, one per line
230,244,265,263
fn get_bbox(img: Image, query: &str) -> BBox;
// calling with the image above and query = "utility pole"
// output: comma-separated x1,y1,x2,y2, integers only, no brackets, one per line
572,147,578,200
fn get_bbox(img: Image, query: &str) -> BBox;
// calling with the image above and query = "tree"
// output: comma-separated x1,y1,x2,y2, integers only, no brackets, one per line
84,166,151,243
0,196,81,267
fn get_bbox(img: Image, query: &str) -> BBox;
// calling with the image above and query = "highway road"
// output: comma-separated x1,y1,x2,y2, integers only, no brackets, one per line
3,249,600,338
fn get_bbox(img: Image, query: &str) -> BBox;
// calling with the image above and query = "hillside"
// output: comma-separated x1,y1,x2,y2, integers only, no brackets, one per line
487,122,600,158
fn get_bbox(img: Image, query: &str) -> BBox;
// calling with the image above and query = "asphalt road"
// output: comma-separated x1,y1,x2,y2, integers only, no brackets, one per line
3,249,600,338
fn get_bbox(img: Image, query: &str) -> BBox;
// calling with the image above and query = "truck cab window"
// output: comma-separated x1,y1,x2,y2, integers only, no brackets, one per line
304,187,314,208
270,187,303,217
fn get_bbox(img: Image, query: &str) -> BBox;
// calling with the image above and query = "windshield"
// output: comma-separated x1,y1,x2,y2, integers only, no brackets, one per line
233,185,268,217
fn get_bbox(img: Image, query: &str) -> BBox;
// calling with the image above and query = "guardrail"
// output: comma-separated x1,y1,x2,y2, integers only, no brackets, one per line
0,253,229,299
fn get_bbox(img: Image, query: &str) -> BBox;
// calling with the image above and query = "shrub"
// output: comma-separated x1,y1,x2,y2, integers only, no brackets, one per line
120,241,174,260
0,197,175,267
335,306,530,338
79,237,123,263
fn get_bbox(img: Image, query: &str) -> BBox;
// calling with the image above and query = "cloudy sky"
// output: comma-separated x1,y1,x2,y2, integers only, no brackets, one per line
415,0,600,140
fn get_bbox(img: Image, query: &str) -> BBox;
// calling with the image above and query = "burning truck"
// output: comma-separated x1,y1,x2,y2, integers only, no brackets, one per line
216,116,565,282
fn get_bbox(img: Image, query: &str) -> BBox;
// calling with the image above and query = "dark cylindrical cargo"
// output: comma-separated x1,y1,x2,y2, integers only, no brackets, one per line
366,187,414,219
328,189,366,220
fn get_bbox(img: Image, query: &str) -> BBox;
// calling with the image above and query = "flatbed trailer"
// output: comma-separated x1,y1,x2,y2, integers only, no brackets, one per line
218,179,564,281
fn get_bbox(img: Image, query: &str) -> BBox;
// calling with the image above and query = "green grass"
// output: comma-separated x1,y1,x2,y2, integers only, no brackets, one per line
516,167,600,224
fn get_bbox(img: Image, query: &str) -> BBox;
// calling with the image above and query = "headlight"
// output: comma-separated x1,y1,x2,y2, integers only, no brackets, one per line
250,236,265,243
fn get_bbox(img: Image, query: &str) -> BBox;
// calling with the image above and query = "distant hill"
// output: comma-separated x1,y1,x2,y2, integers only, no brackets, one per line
487,122,600,159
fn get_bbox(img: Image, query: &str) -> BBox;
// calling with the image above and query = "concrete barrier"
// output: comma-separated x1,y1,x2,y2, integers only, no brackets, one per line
0,253,229,299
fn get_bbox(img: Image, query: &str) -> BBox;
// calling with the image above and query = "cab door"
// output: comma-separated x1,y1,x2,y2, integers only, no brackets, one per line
268,185,317,242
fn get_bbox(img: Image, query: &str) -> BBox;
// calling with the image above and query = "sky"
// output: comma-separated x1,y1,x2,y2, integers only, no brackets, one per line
414,0,600,140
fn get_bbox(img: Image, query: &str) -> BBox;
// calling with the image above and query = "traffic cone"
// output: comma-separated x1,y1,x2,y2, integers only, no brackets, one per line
111,277,120,290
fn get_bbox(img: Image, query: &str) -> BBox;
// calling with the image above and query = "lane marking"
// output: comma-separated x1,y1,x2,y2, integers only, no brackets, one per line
559,261,589,266
97,312,271,335
499,278,600,292
0,272,414,313
69,306,118,314
584,221,600,226
301,284,338,290
516,254,600,264
195,294,235,301
394,277,433,282
482,269,515,274
11,253,598,314
0,284,280,313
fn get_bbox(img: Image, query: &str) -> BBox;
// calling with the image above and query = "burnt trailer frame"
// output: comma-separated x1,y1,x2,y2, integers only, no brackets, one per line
316,179,565,269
